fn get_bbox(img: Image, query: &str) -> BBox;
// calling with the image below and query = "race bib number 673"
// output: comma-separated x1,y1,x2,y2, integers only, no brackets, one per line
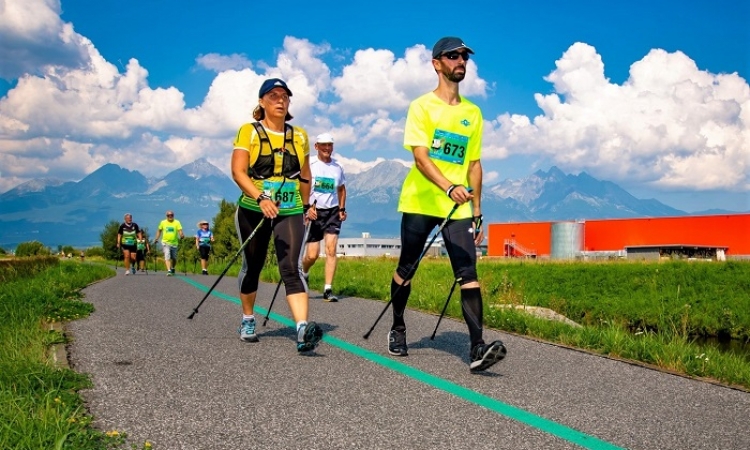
430,129,468,165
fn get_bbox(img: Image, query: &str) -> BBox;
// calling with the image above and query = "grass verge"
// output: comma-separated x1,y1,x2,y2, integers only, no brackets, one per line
0,261,152,449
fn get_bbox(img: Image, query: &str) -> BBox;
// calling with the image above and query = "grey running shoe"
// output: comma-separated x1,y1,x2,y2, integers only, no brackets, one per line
388,327,408,356
323,289,338,302
470,340,507,372
238,318,259,342
296,322,323,352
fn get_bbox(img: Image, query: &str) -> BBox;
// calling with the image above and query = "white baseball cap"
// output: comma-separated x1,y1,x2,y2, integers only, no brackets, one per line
316,133,334,144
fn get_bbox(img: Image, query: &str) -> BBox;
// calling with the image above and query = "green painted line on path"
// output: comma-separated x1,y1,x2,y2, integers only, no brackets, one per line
181,277,624,450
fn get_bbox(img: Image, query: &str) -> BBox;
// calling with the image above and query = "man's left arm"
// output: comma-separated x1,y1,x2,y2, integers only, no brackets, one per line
337,183,347,221
468,159,484,244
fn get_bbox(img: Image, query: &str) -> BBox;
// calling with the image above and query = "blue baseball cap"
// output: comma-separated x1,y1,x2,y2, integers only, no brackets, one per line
259,78,293,98
432,37,474,59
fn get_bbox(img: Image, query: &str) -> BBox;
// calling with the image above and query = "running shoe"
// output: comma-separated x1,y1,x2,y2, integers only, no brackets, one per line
388,327,408,356
131,267,136,275
296,322,323,352
124,271,129,276
323,289,338,302
202,269,208,275
469,340,507,372
238,318,259,342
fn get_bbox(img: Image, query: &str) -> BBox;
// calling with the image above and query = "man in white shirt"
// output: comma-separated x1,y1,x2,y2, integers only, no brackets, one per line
302,133,347,302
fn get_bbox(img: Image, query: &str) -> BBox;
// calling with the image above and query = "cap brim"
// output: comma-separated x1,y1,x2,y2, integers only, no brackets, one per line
259,86,293,98
445,45,474,54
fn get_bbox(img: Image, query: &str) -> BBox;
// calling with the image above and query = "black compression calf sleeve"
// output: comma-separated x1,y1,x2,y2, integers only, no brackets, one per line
391,278,411,330
460,287,484,347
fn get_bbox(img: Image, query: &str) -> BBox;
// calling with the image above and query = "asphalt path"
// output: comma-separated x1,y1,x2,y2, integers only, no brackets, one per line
67,268,750,450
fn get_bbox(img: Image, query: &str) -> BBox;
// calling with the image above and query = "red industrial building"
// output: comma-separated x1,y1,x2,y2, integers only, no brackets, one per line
487,214,750,260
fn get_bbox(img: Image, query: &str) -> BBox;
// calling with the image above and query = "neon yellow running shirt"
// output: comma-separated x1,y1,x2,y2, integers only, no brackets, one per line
400,92,483,219
158,219,183,246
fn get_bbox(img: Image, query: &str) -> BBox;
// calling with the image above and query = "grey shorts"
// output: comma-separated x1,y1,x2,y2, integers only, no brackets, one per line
162,244,178,261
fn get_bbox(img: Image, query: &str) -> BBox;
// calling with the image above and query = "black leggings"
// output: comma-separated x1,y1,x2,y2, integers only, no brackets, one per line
235,207,306,296
393,213,484,346
395,213,478,284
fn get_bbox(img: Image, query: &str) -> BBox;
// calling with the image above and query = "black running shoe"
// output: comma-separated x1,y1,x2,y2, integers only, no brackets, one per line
388,327,408,356
323,289,338,302
297,322,323,352
470,340,507,372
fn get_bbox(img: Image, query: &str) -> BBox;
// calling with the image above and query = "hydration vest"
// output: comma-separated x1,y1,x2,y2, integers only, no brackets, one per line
247,122,302,180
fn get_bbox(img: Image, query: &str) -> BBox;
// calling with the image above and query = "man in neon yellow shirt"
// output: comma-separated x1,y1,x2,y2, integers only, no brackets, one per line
387,37,506,372
153,210,184,276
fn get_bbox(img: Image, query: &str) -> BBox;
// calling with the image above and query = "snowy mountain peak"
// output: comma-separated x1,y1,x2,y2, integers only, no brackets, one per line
178,158,226,180
3,178,66,196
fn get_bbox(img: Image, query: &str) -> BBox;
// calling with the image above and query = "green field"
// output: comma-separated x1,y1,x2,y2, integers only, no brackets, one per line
280,257,750,388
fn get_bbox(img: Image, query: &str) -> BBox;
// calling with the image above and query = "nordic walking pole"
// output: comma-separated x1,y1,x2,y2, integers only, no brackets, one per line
363,201,462,339
263,200,315,326
263,280,284,326
188,218,265,319
430,277,461,340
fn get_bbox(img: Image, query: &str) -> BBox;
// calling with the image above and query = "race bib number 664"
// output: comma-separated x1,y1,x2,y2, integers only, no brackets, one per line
430,129,468,165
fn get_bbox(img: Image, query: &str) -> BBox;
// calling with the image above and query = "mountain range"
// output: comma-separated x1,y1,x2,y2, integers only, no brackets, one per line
0,158,734,249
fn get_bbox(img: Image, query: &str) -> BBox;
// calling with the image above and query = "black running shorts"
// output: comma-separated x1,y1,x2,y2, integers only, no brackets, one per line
306,206,342,243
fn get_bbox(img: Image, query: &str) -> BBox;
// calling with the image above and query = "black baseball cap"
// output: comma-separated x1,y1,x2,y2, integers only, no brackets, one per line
432,37,474,59
259,78,293,98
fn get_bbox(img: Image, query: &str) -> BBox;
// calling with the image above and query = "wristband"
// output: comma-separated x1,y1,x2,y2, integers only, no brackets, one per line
303,204,311,213
339,208,346,213
256,193,272,205
446,184,460,198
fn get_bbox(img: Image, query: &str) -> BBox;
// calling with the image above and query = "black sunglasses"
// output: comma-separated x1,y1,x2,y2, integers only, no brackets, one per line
442,51,470,61
166,214,174,217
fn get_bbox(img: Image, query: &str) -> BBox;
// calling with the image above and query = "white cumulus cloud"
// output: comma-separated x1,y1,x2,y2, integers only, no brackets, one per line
484,42,749,192
0,0,89,78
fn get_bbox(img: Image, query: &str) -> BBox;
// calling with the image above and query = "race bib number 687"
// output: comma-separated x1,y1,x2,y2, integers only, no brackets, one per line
263,180,297,209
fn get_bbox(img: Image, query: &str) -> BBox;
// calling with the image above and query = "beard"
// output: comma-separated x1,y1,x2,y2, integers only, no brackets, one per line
445,67,466,83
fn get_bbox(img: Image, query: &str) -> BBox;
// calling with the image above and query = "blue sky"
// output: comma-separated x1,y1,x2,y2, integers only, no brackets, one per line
1,0,748,212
